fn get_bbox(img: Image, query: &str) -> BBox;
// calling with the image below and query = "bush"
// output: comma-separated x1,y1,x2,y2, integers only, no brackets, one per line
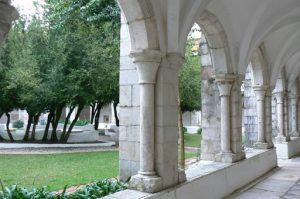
197,128,202,135
183,127,187,134
0,178,127,199
12,120,24,129
75,119,90,126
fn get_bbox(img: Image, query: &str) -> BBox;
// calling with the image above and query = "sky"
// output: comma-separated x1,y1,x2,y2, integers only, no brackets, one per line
12,0,44,16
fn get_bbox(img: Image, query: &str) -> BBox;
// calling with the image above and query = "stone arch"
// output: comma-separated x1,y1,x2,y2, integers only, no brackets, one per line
117,0,159,51
196,10,234,75
250,46,270,87
243,47,270,148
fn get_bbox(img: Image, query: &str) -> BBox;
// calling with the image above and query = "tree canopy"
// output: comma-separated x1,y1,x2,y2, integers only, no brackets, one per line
0,0,121,143
179,38,201,113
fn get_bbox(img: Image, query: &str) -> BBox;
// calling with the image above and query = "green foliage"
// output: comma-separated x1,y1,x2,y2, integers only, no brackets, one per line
179,38,201,112
197,128,202,135
0,0,121,142
75,119,90,126
12,120,24,129
0,179,127,199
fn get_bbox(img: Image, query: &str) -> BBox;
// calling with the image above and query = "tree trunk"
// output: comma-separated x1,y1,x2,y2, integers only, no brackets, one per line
90,103,96,124
5,113,14,142
42,111,54,142
62,104,84,143
23,115,33,141
30,113,40,142
113,101,119,127
94,103,102,130
178,102,185,170
60,105,75,140
50,104,64,142
0,113,5,141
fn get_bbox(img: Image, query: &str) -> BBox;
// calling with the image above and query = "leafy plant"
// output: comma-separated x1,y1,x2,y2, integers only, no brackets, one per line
0,179,127,199
75,119,90,126
12,120,24,129
197,128,202,135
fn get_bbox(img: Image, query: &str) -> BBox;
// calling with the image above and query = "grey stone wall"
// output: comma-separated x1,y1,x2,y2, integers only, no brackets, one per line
243,67,257,147
118,14,140,180
200,36,221,161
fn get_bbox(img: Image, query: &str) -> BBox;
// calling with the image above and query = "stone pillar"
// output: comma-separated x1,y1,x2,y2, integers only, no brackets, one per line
289,94,299,137
230,75,245,161
0,0,19,44
129,49,163,193
215,74,238,163
253,86,268,149
265,89,274,148
274,92,290,142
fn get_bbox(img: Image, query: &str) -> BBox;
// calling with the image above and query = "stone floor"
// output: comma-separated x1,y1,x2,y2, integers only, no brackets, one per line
232,156,300,199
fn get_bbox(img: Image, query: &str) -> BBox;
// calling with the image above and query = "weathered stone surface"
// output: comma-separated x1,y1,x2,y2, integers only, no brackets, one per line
129,174,163,193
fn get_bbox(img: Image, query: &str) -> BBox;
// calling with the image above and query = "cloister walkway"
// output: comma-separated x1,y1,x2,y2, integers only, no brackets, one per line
231,156,300,199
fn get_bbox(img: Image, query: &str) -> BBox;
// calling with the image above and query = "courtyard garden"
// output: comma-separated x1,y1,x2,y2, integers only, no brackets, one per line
0,151,119,191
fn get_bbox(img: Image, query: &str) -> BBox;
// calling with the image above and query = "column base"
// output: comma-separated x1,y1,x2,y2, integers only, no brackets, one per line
178,168,186,183
267,141,274,149
291,131,300,137
215,152,240,163
253,142,269,149
129,174,163,193
275,136,290,143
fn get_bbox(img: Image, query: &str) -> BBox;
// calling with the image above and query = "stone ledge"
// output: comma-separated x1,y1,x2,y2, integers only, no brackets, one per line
275,137,300,159
106,148,277,199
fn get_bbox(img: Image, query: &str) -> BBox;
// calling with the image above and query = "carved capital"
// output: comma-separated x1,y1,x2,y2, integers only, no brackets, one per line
167,52,185,70
130,49,162,84
273,91,284,104
215,74,235,97
253,85,267,101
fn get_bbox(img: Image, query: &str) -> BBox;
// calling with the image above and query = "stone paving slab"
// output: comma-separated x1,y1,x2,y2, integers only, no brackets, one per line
233,156,300,199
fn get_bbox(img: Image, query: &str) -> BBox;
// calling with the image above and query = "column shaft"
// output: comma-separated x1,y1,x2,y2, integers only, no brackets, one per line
139,83,155,175
290,95,299,137
220,95,231,152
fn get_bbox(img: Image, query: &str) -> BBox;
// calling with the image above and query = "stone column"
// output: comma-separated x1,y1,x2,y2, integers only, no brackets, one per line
215,74,236,163
253,86,268,149
274,92,289,142
129,49,163,193
0,0,19,44
284,94,291,141
289,94,299,137
265,89,274,148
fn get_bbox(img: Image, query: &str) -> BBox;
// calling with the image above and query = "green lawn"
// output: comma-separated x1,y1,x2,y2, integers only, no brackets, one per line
0,151,119,191
185,152,199,159
184,133,201,148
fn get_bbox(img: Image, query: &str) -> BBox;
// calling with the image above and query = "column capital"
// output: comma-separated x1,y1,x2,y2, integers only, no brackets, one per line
288,93,299,100
215,74,235,97
273,91,285,103
253,85,268,101
167,52,185,70
130,49,162,84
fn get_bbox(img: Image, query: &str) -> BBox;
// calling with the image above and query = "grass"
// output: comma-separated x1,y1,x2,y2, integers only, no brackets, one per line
185,152,199,159
184,133,201,148
0,151,119,191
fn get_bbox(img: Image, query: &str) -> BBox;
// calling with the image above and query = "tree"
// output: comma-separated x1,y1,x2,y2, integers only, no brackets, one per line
178,38,201,169
47,0,120,132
